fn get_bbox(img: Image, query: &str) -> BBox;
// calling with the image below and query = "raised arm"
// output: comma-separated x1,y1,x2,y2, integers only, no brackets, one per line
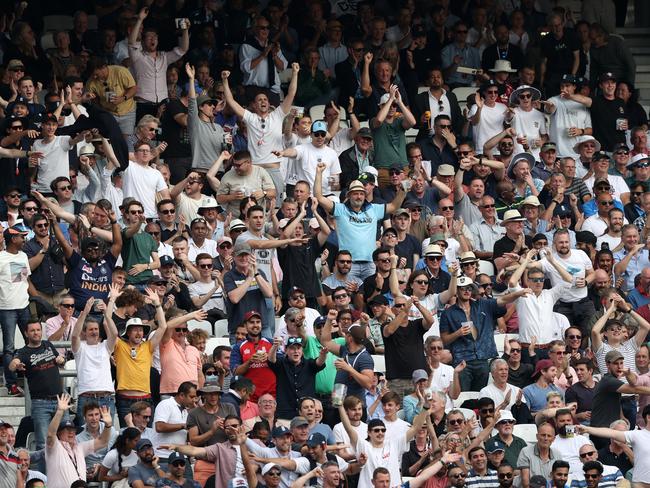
108,211,123,258
280,63,300,113
71,298,94,353
221,71,245,119
591,300,618,352
146,288,168,348
371,86,396,129
129,8,148,46
437,263,459,304
103,284,120,352
313,162,334,213
206,151,230,192
508,249,536,288
185,63,196,100
318,309,343,356
50,213,73,260
337,404,359,446
406,401,432,441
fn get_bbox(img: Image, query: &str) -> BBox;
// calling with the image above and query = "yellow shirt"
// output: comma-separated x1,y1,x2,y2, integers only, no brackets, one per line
114,339,154,393
86,65,136,116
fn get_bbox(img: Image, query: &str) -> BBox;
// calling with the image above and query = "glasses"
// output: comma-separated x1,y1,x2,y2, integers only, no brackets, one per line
461,262,477,267
529,277,545,283
205,370,216,375
599,201,614,206
413,279,429,285
389,169,403,175
632,191,644,196
456,29,468,34
130,210,145,214
426,256,443,261
57,185,72,191
291,294,305,300
480,204,495,209
338,260,352,264
510,348,521,353
498,473,514,479
219,243,232,249
267,471,281,477
333,294,348,299
257,24,270,30
519,93,532,99
567,334,582,340
411,207,422,212
313,131,327,138
199,263,213,269
584,474,600,480
498,419,515,425
635,162,650,169
458,151,471,157
438,124,452,129
451,473,467,479
377,258,391,263
393,303,406,308
551,350,565,355
448,418,464,425
371,428,386,433
6,193,20,198
486,90,499,95
440,206,454,211
159,208,175,215
481,408,495,414
615,150,630,155
430,346,443,351
580,451,596,459
171,461,187,467
175,328,189,333
24,207,38,211
479,283,492,288
35,223,49,228
9,125,23,131
147,231,160,236
60,303,75,308
136,148,151,153
383,234,397,239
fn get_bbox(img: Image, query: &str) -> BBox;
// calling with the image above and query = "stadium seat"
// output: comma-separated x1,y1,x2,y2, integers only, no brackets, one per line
417,86,429,94
43,15,73,31
452,87,477,104
372,354,386,373
41,33,55,51
310,105,326,121
405,127,418,143
63,359,77,399
478,260,495,277
513,423,538,445
213,319,229,338
457,407,476,421
206,337,231,355
453,390,481,408
279,68,293,84
188,320,213,336
495,333,520,354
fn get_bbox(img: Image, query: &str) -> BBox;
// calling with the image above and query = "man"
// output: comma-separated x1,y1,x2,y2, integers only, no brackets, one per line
523,360,563,414
123,140,171,219
532,143,560,183
222,63,299,199
46,393,113,487
319,309,374,400
502,339,534,389
230,310,275,402
412,68,463,140
420,115,459,175
509,247,573,355
589,72,627,152
493,210,531,271
152,382,198,466
551,409,591,474
313,165,405,280
223,241,273,337
0,223,32,396
596,208,624,251
454,163,485,227
571,443,624,488
551,461,570,488
582,189,618,236
75,402,119,479
507,86,548,159
479,359,528,413
361,248,393,308
496,463,516,488
339,129,375,191
187,217,218,261
440,276,525,390
614,224,650,292
441,21,481,88
466,446,499,488
596,420,634,477
155,451,200,488
469,81,508,156
565,359,597,425
590,350,650,449
488,411,528,468
333,395,368,461
120,200,161,287
545,75,593,159
540,14,580,96
517,422,560,488
469,195,504,260
169,171,213,225
370,86,416,181
128,438,165,488
585,154,630,203
113,290,168,424
128,7,188,119
220,377,255,418
0,419,20,487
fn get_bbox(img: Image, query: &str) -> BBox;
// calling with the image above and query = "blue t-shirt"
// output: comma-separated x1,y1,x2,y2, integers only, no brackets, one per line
522,383,563,413
67,251,117,311
332,201,385,262
335,344,374,400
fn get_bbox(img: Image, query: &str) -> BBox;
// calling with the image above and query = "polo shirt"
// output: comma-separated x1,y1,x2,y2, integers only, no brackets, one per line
159,339,202,394
269,356,325,419
334,344,374,400
0,451,19,488
597,446,633,476
517,444,560,480
488,434,528,468
24,237,65,295
569,463,622,488
332,201,386,262
465,468,499,488
303,336,344,396
492,234,533,260
152,397,189,458
439,298,505,365
613,247,650,291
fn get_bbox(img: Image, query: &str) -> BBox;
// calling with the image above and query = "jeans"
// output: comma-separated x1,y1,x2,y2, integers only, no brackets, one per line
116,395,153,428
264,297,275,338
75,395,116,427
32,398,67,472
350,262,376,281
0,307,30,387
621,397,637,429
458,359,490,391
113,109,136,136
265,167,285,201
553,298,596,338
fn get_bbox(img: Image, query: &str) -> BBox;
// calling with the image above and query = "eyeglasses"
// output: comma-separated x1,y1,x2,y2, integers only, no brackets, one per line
437,124,452,129
413,279,429,285
584,474,600,479
383,234,397,239
599,201,614,206
458,151,471,157
313,131,327,138
159,208,175,215
430,346,443,351
389,169,403,175
199,263,213,269
24,207,38,211
451,473,467,478
135,148,151,153
567,334,582,340
370,428,386,433
481,408,495,414
6,193,20,198
480,204,495,209
147,231,160,236
205,370,216,375
171,461,187,467
175,328,189,333
333,294,348,299
440,206,454,211
448,418,464,425
60,303,75,308
498,473,514,479
519,93,532,99
338,260,352,264
426,256,443,261
580,451,596,458
615,150,630,155
35,223,49,228
57,185,72,191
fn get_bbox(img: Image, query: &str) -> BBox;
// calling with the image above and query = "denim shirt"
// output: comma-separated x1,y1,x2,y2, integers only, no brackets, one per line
439,298,504,365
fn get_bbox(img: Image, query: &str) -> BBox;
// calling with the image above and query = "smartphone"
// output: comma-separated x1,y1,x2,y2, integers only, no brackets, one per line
174,18,190,29
456,67,478,75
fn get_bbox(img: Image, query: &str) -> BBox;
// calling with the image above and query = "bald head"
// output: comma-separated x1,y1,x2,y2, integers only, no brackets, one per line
593,269,610,290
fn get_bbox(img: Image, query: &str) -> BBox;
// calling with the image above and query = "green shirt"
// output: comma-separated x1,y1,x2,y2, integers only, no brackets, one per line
303,336,345,395
120,230,157,284
371,117,407,169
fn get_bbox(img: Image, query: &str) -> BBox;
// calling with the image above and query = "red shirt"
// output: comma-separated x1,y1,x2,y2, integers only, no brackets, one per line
237,338,276,401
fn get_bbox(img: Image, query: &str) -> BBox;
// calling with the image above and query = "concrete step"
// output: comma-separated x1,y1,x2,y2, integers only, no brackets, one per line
616,27,650,36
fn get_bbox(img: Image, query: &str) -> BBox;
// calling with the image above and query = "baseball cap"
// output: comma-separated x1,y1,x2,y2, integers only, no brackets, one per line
290,416,309,429
560,74,577,84
136,438,153,451
272,425,292,437
243,310,261,321
57,419,78,432
7,59,25,71
592,151,610,162
168,451,188,465
393,208,410,218
368,295,389,306
313,316,327,329
553,204,572,218
311,120,328,133
485,438,506,453
160,255,175,267
286,336,304,348
599,72,616,83
540,142,557,152
412,369,428,383
532,359,554,379
306,432,327,447
605,350,624,363
197,93,217,106
261,463,283,476
233,240,252,256
357,127,373,140
218,236,233,246
358,172,376,185
3,223,29,241
289,286,305,296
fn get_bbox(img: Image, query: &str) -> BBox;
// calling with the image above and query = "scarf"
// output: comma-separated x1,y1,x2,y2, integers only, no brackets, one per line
244,35,276,88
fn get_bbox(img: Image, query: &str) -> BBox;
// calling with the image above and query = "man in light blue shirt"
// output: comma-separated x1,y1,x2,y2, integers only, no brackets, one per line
613,224,650,292
441,21,481,88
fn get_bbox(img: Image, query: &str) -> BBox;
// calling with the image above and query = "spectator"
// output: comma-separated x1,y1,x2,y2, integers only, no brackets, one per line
507,87,548,160
590,72,627,152
128,7,189,120
152,382,198,466
97,427,141,484
540,13,580,96
128,438,165,488
565,359,597,425
516,422,560,487
441,21,481,88
123,140,170,219
589,24,637,86
120,200,160,287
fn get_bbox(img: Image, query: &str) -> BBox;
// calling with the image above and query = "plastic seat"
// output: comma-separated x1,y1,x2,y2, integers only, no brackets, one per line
213,319,229,338
310,104,326,121
43,15,73,31
41,33,55,50
206,337,231,355
457,407,476,421
495,333,520,354
478,260,495,277
453,390,481,408
63,359,78,400
188,319,213,336
513,423,538,444
405,127,418,143
451,87,477,103
372,354,386,373
278,68,293,84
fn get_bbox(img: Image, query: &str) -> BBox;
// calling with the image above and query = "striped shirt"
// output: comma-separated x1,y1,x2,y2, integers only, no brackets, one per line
569,463,622,488
0,451,19,488
465,468,499,488
595,339,640,375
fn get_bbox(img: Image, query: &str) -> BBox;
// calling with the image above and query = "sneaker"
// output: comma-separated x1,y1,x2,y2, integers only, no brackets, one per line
7,385,23,397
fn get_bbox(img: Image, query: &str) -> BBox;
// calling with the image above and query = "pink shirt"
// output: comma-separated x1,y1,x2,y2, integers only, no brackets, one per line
45,438,95,487
45,315,77,355
637,373,650,427
159,339,202,394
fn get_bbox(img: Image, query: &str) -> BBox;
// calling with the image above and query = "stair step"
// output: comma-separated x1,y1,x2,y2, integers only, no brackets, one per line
616,27,650,35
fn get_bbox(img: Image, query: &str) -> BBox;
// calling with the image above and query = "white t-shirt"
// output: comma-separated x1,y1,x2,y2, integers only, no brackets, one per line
551,434,590,474
243,108,287,166
596,234,621,251
0,250,30,309
479,383,525,411
426,363,455,411
74,341,115,394
469,103,507,154
548,96,592,158
237,231,275,283
292,144,341,194
541,251,592,302
406,293,442,337
333,421,368,457
122,162,168,218
329,127,354,155
101,448,138,476
511,107,548,160
383,417,410,440
33,136,73,192
188,280,225,312
624,428,650,483
583,174,630,201
355,436,408,488
176,192,213,226
188,238,218,261
152,397,188,457
581,214,609,237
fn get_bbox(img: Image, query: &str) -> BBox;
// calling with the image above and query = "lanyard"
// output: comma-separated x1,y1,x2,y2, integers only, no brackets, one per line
345,347,366,370
65,445,82,480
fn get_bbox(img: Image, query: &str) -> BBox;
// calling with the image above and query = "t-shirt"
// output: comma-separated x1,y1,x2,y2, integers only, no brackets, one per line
590,96,627,151
161,98,191,158
511,108,548,160
591,373,624,428
223,268,269,334
121,231,157,284
371,118,408,169
67,251,117,311
188,96,224,171
0,250,30,309
216,165,275,217
394,234,421,270
291,143,341,194
14,341,62,398
188,280,225,311
114,339,155,393
356,436,408,488
33,136,73,192
623,429,650,483
153,397,189,458
128,462,160,487
243,107,286,166
332,201,386,262
237,231,275,284
548,96,592,158
541,31,580,78
523,383,563,413
233,337,276,401
335,344,374,400
101,448,138,475
186,404,238,445
540,251,592,303
122,162,168,218
74,340,115,394
382,319,427,380
469,103,507,155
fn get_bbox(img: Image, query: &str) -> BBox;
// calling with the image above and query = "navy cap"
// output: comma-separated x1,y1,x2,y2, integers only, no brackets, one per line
272,426,292,437
561,74,577,84
160,255,175,266
358,172,376,185
313,316,327,329
553,204,572,217
168,452,188,464
368,295,389,306
136,438,153,451
57,419,77,432
485,438,505,453
306,433,327,447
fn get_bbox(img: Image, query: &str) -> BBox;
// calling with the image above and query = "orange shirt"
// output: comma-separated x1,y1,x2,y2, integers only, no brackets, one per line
159,339,202,394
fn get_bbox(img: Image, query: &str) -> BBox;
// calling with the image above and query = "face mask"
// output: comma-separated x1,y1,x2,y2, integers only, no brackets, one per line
205,374,218,383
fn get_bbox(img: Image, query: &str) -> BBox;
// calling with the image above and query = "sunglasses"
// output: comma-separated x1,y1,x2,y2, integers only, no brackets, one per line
413,279,429,285
426,256,443,261
584,474,600,479
130,209,145,214
35,223,49,228
510,348,521,353
498,473,513,479
171,461,187,467
389,170,403,175
60,303,75,308
291,294,305,299
430,346,443,351
480,204,495,209
448,418,464,425
313,131,327,137
451,473,467,479
635,162,650,168
57,185,72,191
6,193,20,198
219,243,232,249
599,201,614,206
615,150,630,155
393,303,406,308
9,125,23,130
567,334,582,340
478,283,492,288
519,93,532,99
159,208,175,215
199,263,213,269
371,428,386,433
440,206,454,211
529,277,545,283
580,451,596,458
175,328,189,333
337,260,352,264
267,471,281,477
147,231,160,236
333,294,348,299
481,408,495,414
632,191,644,196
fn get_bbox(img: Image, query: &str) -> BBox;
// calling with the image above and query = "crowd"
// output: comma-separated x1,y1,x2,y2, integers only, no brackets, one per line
0,0,649,488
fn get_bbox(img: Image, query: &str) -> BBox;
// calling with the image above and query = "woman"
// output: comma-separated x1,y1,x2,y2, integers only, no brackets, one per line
401,419,439,478
98,427,140,485
295,48,332,108
509,10,529,53
188,329,210,364
616,81,648,130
